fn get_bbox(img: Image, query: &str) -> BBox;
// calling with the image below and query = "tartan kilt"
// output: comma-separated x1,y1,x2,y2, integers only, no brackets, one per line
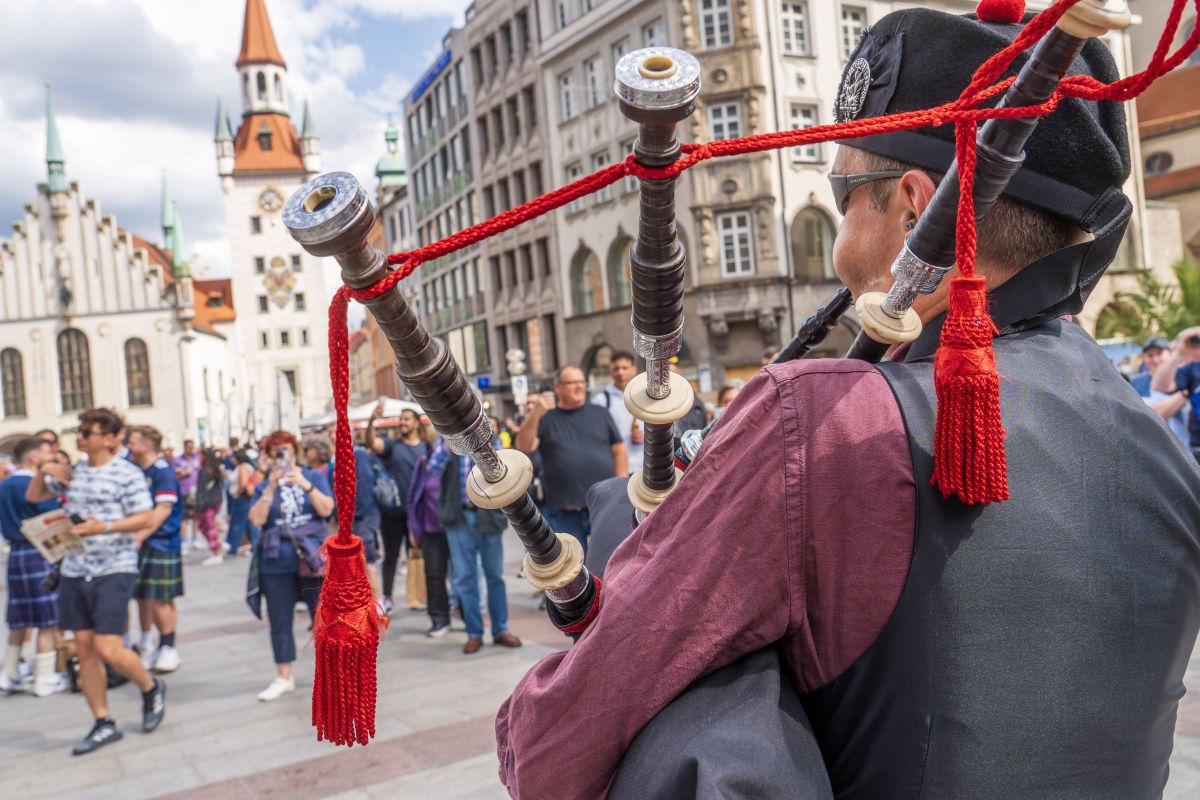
134,546,184,601
5,543,59,629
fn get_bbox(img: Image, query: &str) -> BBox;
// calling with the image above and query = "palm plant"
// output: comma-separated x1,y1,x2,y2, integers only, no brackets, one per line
1095,257,1200,342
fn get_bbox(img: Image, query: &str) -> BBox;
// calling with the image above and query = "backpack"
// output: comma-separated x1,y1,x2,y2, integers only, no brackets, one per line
370,454,402,511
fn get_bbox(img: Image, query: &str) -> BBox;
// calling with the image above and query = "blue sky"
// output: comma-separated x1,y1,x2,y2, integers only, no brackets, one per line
0,0,470,275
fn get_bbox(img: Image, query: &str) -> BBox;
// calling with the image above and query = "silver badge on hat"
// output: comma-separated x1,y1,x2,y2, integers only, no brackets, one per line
837,58,871,120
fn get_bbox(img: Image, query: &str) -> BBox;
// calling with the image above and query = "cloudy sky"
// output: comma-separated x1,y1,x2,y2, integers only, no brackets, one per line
0,0,471,275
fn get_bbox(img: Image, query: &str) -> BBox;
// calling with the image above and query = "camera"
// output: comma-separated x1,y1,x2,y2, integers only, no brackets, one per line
1188,335,1200,348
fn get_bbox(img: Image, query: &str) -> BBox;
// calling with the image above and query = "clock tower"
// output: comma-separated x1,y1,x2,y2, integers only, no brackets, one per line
216,0,332,431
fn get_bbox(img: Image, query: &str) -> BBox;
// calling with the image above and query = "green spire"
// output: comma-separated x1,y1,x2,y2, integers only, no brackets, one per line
214,96,233,142
300,99,317,140
160,171,173,231
45,84,67,194
376,114,406,188
170,201,190,279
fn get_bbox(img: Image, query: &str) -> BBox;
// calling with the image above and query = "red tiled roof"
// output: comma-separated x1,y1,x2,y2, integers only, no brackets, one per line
1145,164,1200,198
130,233,175,283
192,278,237,337
234,113,304,173
236,0,286,69
1138,64,1200,138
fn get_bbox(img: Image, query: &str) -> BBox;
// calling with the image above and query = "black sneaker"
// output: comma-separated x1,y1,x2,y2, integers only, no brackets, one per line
142,679,166,732
72,719,123,755
426,623,450,638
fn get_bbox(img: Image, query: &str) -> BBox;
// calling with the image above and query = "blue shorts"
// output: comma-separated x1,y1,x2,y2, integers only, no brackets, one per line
58,573,135,635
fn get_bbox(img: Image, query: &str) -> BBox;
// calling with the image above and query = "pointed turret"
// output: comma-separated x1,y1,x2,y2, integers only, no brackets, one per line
300,99,321,174
170,201,190,279
160,171,173,233
45,84,68,194
237,0,288,116
237,0,286,69
214,97,235,185
375,115,407,189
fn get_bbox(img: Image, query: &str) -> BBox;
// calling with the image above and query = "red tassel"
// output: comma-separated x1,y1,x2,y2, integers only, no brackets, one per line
976,0,1025,25
311,534,387,746
931,276,1010,505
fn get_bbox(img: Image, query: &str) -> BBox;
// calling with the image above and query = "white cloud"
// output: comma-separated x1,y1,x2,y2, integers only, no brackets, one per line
0,0,469,277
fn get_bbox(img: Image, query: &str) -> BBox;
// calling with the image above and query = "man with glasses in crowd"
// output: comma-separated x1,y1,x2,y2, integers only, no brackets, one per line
26,408,167,755
516,365,627,555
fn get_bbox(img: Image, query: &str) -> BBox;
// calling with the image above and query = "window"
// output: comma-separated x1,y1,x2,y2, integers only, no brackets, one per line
491,256,504,290
792,207,837,283
57,329,93,412
292,254,302,272
301,328,310,346
538,237,552,277
622,137,638,193
260,331,270,349
559,72,577,121
584,57,603,108
281,370,297,395
492,106,505,148
501,23,514,64
254,256,265,274
471,46,484,86
700,0,733,48
531,161,544,195
295,293,306,312
513,170,527,205
593,152,612,202
1,349,26,418
570,248,600,314
582,0,599,10
485,35,498,78
788,103,820,162
256,71,267,101
612,38,630,66
555,0,569,29
642,19,663,46
781,2,810,55
483,186,496,217
274,74,282,102
717,211,754,276
257,123,272,151
507,96,521,139
280,330,291,347
1145,151,1174,175
841,6,867,60
608,238,633,307
523,85,537,130
517,10,530,53
498,178,511,212
250,216,262,234
521,244,534,285
124,338,152,406
708,101,743,140
478,117,490,157
258,295,269,313
506,251,518,287
542,313,559,372
566,162,585,213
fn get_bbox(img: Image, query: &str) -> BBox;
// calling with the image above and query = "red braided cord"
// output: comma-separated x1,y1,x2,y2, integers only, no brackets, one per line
325,0,1198,529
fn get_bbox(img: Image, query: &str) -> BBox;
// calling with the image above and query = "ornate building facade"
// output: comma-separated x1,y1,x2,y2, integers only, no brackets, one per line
0,88,237,453
216,0,333,432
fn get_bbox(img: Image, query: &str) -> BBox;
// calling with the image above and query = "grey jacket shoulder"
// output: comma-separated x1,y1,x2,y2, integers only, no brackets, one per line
585,477,636,579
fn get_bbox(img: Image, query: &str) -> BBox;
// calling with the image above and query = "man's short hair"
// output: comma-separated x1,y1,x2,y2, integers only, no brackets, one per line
610,351,636,366
556,365,583,383
847,147,1082,275
78,408,124,436
399,408,420,422
13,436,48,465
183,439,195,446
128,425,163,451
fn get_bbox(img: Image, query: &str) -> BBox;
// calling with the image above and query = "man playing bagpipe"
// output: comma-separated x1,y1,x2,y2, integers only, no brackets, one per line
495,4,1200,799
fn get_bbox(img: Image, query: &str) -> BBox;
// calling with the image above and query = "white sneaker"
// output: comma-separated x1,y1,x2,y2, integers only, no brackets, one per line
33,672,70,697
153,645,181,673
201,554,224,566
0,672,30,693
220,541,232,555
257,677,295,702
141,646,158,671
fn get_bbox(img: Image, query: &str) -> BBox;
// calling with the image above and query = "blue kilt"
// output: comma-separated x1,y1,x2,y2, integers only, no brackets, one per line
5,542,58,629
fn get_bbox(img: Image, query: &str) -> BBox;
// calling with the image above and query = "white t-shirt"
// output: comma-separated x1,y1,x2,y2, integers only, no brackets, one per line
592,383,644,472
48,456,153,578
1144,390,1190,445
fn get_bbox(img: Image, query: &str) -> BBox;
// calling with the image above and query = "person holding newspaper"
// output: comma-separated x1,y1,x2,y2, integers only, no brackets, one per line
25,408,167,755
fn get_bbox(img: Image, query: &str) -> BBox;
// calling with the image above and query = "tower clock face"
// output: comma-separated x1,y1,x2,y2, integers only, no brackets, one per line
258,187,284,213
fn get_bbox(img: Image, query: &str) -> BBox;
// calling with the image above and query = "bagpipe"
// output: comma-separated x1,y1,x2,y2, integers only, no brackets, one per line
279,0,1197,746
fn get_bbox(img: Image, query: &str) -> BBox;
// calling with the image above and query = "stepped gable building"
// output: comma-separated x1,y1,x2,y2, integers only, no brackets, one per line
0,87,237,453
216,0,332,429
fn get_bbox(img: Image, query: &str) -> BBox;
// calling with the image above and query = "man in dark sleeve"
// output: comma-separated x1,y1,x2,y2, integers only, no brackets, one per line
1151,326,1200,462
515,365,627,555
365,404,427,614
496,8,1200,800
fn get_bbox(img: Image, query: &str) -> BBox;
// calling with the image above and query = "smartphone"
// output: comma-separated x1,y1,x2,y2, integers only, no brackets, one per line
69,513,85,524
273,448,293,471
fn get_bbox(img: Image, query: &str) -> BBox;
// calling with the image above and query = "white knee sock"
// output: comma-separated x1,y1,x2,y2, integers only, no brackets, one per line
140,631,155,651
34,650,56,680
4,643,21,678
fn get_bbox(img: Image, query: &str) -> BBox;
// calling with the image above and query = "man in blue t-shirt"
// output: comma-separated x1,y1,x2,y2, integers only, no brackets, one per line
1,436,65,696
126,426,184,674
1150,327,1200,461
1132,337,1189,445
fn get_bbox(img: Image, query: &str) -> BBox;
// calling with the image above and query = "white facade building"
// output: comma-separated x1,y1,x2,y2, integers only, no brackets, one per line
215,0,335,433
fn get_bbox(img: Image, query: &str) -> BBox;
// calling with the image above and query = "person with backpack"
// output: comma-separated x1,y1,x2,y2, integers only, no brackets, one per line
590,351,643,473
327,433,394,595
195,451,228,566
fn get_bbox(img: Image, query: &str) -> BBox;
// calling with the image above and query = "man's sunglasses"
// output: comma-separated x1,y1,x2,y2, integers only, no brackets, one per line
828,170,907,215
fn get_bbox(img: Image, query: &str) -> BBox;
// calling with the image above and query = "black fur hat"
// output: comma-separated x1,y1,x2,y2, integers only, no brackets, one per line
834,9,1130,231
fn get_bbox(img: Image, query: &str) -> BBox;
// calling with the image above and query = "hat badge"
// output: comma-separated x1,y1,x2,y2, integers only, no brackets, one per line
838,58,871,120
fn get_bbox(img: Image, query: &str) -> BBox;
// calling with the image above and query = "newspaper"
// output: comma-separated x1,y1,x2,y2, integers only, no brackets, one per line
20,508,84,564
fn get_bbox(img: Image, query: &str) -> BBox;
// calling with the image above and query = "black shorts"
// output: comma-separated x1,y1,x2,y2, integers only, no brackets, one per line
58,573,136,635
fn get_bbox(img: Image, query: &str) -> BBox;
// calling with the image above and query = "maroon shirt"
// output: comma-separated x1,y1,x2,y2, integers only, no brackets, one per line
495,359,916,799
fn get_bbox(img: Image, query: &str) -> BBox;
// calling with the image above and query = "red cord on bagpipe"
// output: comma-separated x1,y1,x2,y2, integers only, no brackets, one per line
312,0,1200,747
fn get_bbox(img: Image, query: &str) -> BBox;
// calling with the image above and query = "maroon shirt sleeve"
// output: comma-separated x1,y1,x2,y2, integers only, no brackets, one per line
495,360,915,799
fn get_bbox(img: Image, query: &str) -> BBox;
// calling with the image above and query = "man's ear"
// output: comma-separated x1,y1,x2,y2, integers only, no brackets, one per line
897,169,937,220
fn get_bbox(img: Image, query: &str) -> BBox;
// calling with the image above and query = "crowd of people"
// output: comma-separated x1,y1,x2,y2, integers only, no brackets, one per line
0,353,744,757
1129,327,1200,463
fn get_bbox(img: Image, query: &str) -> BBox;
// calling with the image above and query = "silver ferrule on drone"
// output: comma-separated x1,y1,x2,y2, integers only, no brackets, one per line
544,566,593,606
445,413,505,482
633,326,684,400
882,243,952,319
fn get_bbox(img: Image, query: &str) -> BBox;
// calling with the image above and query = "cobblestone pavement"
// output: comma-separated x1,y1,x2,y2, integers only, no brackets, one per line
2,531,1198,799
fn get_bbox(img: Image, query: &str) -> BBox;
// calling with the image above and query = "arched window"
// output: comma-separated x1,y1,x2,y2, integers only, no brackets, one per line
125,338,152,407
256,71,267,102
243,74,250,105
57,329,93,412
273,74,283,102
1,349,26,418
570,247,602,315
790,206,837,284
607,237,633,308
